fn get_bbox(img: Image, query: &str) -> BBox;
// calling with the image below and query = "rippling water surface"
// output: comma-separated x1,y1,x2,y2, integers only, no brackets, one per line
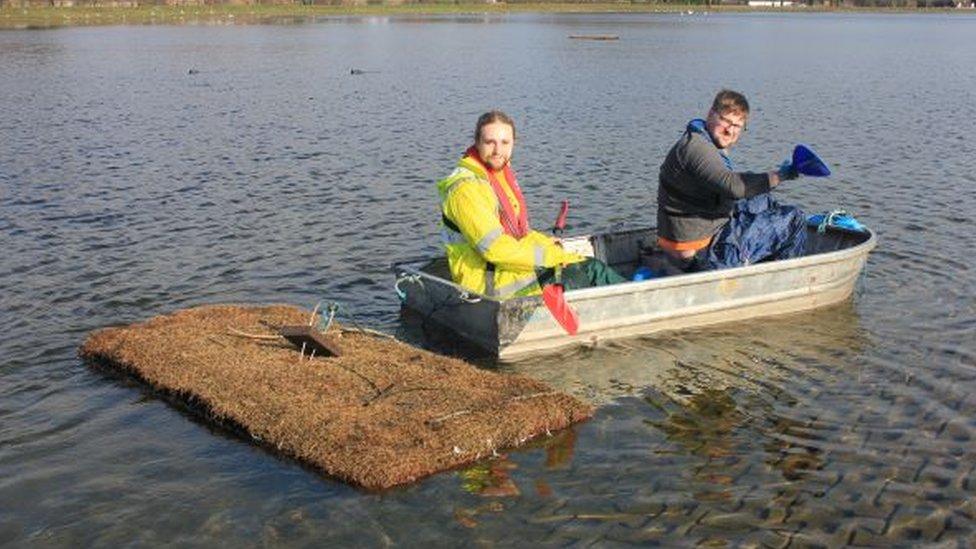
2,12,975,546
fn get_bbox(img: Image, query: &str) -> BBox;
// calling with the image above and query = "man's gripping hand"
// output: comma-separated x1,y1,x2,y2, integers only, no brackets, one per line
777,159,799,181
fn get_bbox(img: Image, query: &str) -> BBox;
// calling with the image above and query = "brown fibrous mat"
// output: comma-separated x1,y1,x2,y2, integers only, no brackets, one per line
79,304,593,490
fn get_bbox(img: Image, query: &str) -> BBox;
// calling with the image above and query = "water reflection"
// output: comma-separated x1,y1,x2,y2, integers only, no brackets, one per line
452,428,579,528
646,384,826,498
647,388,740,504
458,428,578,498
492,302,864,513
447,297,860,511
509,300,869,406
460,459,521,498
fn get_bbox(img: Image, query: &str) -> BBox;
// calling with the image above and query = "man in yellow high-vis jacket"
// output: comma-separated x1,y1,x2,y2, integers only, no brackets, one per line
436,111,624,299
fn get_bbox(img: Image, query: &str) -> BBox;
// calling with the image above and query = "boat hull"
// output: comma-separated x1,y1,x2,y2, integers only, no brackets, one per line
393,226,876,362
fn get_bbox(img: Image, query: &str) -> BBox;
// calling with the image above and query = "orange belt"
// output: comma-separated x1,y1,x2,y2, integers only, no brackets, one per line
657,235,712,253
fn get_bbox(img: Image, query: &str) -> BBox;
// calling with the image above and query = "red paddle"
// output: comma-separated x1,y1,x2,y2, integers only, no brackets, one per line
553,200,569,236
542,200,580,335
542,279,579,335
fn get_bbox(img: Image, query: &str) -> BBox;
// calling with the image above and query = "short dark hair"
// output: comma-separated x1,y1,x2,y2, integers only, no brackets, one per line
474,110,516,142
710,89,750,117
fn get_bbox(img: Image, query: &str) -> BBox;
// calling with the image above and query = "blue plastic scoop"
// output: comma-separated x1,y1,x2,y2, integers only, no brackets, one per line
792,144,831,177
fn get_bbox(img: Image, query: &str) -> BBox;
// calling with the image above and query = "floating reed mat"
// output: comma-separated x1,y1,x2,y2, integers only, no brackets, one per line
79,304,593,490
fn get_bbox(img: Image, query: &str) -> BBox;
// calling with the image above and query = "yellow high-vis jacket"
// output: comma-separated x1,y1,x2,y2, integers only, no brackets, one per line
437,154,584,298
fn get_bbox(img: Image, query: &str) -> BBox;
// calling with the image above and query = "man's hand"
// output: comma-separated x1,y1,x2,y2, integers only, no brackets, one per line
777,159,799,181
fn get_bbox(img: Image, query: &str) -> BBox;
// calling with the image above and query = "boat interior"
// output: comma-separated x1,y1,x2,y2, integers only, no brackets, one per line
406,225,872,287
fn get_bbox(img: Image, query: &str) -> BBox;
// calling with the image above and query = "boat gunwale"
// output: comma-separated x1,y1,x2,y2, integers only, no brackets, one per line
392,226,877,302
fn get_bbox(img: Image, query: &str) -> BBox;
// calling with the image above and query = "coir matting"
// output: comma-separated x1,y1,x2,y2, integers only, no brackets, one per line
79,304,593,490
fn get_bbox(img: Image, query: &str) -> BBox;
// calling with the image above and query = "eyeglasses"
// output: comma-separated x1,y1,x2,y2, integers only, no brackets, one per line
716,114,746,133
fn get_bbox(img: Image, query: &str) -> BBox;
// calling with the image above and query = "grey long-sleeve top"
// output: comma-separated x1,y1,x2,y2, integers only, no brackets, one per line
657,128,771,243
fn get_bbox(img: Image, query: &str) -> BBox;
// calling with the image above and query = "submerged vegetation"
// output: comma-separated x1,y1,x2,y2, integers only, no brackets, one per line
0,2,962,30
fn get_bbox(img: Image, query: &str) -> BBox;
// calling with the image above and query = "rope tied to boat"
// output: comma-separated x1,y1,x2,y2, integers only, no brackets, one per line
817,209,850,234
394,273,424,302
456,291,482,304
395,272,482,304
811,209,868,234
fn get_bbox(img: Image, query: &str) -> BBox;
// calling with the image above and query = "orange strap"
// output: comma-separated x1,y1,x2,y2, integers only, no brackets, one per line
657,235,712,253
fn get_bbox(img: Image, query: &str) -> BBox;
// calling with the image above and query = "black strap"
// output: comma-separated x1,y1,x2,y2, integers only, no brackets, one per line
485,262,495,296
442,214,461,233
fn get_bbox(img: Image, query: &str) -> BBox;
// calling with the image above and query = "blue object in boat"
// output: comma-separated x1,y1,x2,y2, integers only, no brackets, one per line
807,210,867,233
792,144,831,177
704,194,808,270
632,266,657,281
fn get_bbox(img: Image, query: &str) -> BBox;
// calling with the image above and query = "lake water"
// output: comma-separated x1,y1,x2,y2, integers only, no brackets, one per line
2,11,975,546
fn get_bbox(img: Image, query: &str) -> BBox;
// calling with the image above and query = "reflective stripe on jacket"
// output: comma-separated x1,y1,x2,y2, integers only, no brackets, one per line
437,154,583,298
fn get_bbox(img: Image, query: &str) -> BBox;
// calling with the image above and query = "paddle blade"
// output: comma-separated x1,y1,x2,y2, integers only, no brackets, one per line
792,144,831,177
541,284,579,335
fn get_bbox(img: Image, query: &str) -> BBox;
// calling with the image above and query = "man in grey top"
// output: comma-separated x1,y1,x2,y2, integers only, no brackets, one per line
657,89,802,271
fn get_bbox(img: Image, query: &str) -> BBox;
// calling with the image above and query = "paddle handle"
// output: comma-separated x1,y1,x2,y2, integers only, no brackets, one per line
553,200,569,235
544,201,578,335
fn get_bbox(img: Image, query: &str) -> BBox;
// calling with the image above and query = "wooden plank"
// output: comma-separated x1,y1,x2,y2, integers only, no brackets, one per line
279,325,342,357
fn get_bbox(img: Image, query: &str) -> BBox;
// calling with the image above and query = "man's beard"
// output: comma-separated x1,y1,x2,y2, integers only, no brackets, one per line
486,156,509,171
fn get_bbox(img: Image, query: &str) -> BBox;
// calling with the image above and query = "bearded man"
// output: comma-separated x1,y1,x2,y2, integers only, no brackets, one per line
437,110,624,298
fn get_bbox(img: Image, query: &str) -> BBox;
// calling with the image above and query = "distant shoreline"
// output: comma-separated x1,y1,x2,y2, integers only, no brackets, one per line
0,3,967,31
